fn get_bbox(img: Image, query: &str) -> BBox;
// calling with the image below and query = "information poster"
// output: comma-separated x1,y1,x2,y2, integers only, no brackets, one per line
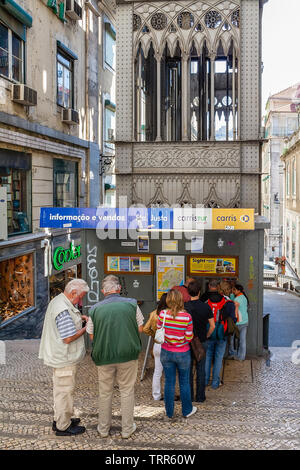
188,255,238,277
156,255,185,301
105,254,153,274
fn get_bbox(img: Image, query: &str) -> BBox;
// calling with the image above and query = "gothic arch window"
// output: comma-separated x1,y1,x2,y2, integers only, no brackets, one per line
231,10,240,28
161,42,182,141
204,10,222,29
177,12,194,30
151,12,168,31
134,43,157,142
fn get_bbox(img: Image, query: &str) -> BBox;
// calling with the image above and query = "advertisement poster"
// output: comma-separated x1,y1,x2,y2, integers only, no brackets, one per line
137,236,149,252
108,256,119,271
189,256,238,277
156,255,185,301
119,256,130,272
162,240,178,252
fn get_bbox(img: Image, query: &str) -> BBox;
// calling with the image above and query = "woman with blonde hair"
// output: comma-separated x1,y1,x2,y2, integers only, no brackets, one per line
157,289,196,419
143,293,168,401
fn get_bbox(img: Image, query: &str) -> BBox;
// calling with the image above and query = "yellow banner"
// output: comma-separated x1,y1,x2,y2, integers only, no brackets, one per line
189,256,238,276
212,209,255,231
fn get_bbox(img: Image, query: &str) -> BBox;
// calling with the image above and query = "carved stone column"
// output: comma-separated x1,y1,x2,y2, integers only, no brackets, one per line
155,53,162,142
210,54,216,141
182,52,189,141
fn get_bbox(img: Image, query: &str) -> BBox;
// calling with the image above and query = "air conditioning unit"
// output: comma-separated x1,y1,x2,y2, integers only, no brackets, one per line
65,0,82,20
12,84,37,106
61,108,80,125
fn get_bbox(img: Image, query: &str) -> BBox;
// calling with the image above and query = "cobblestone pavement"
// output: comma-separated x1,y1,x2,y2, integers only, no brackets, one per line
0,340,299,451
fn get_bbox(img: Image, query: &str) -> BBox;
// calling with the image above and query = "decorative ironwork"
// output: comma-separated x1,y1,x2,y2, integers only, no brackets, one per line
194,23,203,32
231,10,240,28
151,12,167,31
168,23,177,33
222,22,231,31
133,14,141,32
177,12,194,30
204,10,222,29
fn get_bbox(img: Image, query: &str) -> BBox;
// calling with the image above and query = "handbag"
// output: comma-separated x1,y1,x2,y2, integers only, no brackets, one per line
190,336,206,362
154,311,166,344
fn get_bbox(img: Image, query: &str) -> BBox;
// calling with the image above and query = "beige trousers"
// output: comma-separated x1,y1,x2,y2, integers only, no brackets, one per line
53,364,77,431
97,360,138,436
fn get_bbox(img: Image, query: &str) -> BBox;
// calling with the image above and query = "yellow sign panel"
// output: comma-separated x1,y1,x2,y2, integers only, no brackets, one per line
212,209,255,231
189,256,238,277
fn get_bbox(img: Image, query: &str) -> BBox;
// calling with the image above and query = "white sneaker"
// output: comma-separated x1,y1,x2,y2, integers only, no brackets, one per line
185,406,197,418
122,422,137,439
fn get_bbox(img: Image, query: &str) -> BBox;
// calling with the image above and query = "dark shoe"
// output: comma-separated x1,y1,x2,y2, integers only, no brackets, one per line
195,398,206,403
174,395,180,401
160,396,164,401
52,418,81,432
55,424,86,436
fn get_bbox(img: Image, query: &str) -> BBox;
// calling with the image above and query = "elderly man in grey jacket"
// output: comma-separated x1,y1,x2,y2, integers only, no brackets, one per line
39,278,89,436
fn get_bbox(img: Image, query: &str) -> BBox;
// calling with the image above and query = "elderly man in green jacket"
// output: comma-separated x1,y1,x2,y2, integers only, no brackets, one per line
39,278,89,436
87,275,144,439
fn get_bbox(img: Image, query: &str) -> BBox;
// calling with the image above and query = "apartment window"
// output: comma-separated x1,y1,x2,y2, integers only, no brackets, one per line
0,21,24,82
57,48,74,108
0,151,32,236
292,159,296,196
286,163,290,196
104,19,116,71
104,100,116,150
53,159,78,207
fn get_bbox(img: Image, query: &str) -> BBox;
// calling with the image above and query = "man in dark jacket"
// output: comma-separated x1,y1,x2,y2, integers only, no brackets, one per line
203,279,235,389
185,280,215,402
87,275,144,439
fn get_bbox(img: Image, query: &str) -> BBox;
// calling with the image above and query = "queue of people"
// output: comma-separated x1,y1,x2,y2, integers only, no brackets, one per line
38,275,249,437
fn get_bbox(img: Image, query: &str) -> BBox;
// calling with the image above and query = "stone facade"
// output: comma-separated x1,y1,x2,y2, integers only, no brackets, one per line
262,84,299,260
0,0,115,338
115,0,266,210
281,129,300,275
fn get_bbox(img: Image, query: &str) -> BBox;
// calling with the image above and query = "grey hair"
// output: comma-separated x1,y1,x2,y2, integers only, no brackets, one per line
65,279,90,295
102,275,121,294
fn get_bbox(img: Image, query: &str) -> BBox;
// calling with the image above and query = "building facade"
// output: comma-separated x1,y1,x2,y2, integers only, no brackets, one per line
0,0,115,339
111,0,269,356
261,85,299,260
281,130,300,275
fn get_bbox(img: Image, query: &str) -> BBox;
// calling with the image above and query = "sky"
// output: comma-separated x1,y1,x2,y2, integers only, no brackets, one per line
262,0,300,110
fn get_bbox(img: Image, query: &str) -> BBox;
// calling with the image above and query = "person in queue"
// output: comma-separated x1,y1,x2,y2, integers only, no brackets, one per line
157,289,197,419
204,279,236,390
228,284,249,361
143,293,168,401
38,279,90,436
172,277,196,303
86,275,144,439
184,280,215,403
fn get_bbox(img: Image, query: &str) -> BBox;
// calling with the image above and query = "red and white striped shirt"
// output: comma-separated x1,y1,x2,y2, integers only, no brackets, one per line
157,309,193,352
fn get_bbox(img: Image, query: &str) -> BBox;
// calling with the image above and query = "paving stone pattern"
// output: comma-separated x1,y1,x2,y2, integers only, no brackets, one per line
0,340,299,451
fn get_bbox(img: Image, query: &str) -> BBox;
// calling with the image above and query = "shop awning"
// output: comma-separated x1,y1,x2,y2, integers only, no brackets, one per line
0,0,32,27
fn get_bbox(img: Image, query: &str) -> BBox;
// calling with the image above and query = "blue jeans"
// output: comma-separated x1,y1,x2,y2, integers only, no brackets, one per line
160,348,193,418
229,324,248,360
205,339,227,389
190,341,207,402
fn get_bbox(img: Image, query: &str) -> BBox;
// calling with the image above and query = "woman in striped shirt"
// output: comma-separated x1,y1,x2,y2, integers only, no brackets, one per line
157,289,197,419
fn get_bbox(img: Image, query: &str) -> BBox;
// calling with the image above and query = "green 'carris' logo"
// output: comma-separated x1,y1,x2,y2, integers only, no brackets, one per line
53,243,81,271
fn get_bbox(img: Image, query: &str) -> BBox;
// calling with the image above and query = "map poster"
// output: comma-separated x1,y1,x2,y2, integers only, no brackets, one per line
156,255,185,301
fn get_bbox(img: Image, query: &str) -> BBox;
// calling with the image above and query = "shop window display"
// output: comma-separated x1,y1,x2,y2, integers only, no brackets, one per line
0,253,34,323
49,264,82,300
